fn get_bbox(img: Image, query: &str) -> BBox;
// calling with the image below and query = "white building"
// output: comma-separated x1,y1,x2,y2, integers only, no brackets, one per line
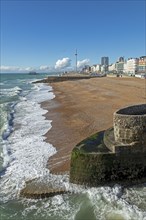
91,65,96,72
108,63,116,72
91,64,101,72
123,62,127,73
101,65,105,72
126,58,139,75
115,61,124,73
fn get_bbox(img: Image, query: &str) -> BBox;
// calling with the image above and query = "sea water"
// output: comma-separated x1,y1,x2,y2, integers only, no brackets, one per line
0,73,146,220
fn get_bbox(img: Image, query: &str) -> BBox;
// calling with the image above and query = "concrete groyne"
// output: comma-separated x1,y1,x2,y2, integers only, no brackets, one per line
34,75,94,84
20,178,68,199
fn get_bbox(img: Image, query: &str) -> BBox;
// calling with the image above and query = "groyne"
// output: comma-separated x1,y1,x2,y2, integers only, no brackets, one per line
34,75,94,84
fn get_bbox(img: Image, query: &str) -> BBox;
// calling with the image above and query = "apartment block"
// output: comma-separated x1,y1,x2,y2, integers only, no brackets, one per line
138,56,146,73
126,58,139,75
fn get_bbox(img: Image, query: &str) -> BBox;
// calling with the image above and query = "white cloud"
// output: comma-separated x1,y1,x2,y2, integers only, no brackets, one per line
55,57,71,70
77,59,90,68
39,65,49,71
25,67,36,71
0,66,36,73
0,65,20,72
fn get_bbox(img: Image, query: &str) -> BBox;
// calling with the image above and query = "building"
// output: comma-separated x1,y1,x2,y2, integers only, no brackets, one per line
123,62,127,73
91,65,97,72
82,65,91,73
126,58,139,75
108,63,116,72
101,57,109,72
118,57,124,62
138,56,146,74
91,64,101,72
101,57,109,66
115,61,124,74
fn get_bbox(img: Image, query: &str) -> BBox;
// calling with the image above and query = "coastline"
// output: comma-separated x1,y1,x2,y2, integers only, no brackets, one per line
42,76,145,174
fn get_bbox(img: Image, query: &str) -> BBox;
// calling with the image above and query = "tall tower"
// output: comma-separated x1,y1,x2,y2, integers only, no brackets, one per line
75,49,78,72
101,57,109,72
101,57,109,66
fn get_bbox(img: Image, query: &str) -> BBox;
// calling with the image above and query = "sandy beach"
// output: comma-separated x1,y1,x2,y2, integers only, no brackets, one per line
41,76,146,174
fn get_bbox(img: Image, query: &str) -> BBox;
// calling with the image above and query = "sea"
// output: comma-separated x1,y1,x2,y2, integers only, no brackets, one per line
0,73,146,220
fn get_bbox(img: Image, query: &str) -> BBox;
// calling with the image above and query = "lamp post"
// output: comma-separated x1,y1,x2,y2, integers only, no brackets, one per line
75,49,78,73
145,61,146,102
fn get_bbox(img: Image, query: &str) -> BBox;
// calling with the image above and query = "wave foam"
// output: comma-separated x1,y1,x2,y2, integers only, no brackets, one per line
0,83,56,201
1,86,22,97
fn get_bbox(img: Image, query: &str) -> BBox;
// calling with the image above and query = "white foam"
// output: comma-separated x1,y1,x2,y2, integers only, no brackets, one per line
1,141,12,168
1,86,22,97
0,103,8,134
86,185,146,220
0,83,56,201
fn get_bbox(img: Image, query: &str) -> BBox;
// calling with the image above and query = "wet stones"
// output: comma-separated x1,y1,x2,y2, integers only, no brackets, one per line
20,178,67,199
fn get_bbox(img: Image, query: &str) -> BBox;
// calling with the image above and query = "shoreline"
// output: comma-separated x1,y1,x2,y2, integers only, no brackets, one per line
42,77,145,174
34,75,94,84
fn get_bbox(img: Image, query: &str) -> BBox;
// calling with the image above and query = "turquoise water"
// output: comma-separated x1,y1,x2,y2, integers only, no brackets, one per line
0,73,50,170
0,73,146,220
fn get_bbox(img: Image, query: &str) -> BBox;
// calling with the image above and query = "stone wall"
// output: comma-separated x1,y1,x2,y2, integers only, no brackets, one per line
70,104,146,187
70,134,146,186
113,104,146,145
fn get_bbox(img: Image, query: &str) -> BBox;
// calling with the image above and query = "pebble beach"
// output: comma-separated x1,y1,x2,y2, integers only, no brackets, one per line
42,76,146,174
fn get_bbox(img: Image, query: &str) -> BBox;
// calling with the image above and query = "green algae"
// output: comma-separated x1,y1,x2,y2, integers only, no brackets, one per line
70,129,146,187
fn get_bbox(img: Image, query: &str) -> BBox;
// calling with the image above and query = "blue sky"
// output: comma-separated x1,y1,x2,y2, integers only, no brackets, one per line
0,0,145,72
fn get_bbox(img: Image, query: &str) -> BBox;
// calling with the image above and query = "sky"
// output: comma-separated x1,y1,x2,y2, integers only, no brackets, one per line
0,0,146,73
